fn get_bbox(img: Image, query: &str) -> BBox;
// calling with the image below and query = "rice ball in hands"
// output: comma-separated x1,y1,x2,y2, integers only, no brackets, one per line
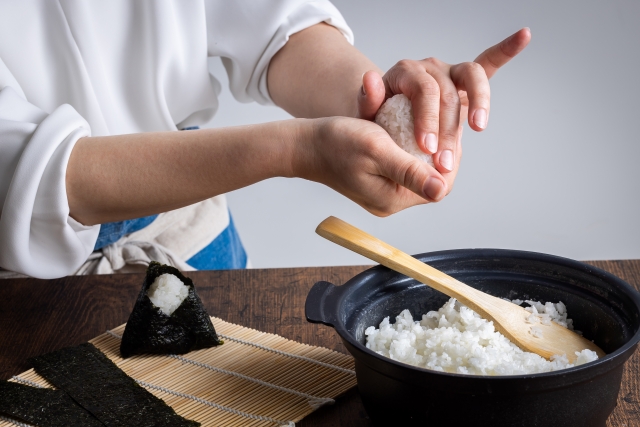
375,94,434,167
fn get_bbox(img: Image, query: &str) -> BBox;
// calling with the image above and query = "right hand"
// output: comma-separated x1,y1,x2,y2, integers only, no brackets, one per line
292,116,461,216
356,28,531,175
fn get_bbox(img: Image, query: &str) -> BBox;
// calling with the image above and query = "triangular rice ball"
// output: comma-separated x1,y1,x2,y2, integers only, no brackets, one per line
120,262,223,358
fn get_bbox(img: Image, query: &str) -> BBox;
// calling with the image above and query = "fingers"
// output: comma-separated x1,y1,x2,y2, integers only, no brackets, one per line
372,28,531,180
450,62,490,131
420,59,461,173
454,27,530,129
441,125,463,193
383,60,441,156
474,27,531,79
383,59,463,173
376,142,448,203
311,117,449,216
357,71,386,120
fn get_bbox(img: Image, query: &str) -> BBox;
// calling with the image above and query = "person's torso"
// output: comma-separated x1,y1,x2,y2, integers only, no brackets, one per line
0,0,220,136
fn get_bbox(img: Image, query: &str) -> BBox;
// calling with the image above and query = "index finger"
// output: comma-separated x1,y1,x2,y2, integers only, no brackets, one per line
474,28,531,79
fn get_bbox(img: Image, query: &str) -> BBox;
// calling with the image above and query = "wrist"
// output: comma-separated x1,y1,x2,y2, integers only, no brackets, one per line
286,118,318,180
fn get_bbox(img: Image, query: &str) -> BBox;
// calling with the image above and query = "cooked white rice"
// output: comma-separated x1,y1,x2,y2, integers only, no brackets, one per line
365,298,598,376
147,273,189,316
375,94,434,166
520,299,575,330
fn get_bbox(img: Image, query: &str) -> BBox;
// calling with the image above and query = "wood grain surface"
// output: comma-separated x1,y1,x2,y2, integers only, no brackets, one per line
0,261,639,426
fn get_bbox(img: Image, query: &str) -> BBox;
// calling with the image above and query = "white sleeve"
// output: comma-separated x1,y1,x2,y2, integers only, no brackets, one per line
0,83,99,279
205,0,354,105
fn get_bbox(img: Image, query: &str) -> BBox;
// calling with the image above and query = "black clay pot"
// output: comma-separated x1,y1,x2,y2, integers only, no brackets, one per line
305,249,640,427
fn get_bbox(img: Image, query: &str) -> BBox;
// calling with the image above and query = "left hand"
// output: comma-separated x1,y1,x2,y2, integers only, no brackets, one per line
357,28,531,177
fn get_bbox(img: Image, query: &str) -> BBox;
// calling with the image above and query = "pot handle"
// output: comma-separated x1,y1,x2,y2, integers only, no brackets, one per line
305,281,339,327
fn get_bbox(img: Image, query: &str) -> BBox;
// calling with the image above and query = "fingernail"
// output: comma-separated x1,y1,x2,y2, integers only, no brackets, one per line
361,73,367,95
424,177,444,200
474,109,487,129
440,150,454,171
425,133,438,153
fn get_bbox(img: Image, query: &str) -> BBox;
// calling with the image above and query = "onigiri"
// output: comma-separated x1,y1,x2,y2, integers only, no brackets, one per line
375,94,434,166
120,262,223,358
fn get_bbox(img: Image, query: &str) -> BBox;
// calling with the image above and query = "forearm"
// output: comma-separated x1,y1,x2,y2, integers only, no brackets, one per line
66,121,305,226
268,23,382,118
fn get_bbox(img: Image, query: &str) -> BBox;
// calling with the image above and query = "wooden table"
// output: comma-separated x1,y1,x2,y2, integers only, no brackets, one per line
1,261,639,426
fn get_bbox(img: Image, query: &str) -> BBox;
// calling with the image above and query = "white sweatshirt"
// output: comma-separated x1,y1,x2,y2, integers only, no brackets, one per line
0,0,353,279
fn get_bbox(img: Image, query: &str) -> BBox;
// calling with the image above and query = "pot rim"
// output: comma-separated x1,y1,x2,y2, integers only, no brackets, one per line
331,248,640,381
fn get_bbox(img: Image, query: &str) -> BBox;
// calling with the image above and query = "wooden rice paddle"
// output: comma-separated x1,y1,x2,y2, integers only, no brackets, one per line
316,216,605,362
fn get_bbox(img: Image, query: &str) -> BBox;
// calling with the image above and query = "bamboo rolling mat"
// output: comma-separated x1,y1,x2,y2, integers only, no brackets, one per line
2,317,357,427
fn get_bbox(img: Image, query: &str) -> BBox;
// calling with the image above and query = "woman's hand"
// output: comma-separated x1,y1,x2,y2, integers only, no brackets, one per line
293,117,459,216
357,28,531,174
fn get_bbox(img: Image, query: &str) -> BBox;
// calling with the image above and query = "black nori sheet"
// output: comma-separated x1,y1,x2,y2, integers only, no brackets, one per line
120,262,222,358
0,381,103,427
29,343,199,427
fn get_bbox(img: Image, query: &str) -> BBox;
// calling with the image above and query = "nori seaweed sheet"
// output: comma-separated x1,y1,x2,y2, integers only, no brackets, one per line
29,343,200,427
0,381,103,427
120,262,222,358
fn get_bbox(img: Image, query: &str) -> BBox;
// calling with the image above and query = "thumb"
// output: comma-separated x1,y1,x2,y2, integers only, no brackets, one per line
357,71,386,120
379,145,447,202
474,27,531,79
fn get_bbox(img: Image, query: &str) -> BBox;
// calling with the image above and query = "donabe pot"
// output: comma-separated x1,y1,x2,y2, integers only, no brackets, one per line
305,249,640,427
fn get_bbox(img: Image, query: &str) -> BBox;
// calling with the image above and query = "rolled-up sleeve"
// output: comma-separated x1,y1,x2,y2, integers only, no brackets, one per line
0,85,99,279
205,0,353,105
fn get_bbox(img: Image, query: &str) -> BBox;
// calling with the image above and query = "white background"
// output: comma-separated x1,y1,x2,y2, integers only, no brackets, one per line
205,0,640,268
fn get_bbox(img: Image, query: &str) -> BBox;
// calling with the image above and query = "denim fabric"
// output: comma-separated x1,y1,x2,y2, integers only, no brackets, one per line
185,214,247,270
94,215,159,250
